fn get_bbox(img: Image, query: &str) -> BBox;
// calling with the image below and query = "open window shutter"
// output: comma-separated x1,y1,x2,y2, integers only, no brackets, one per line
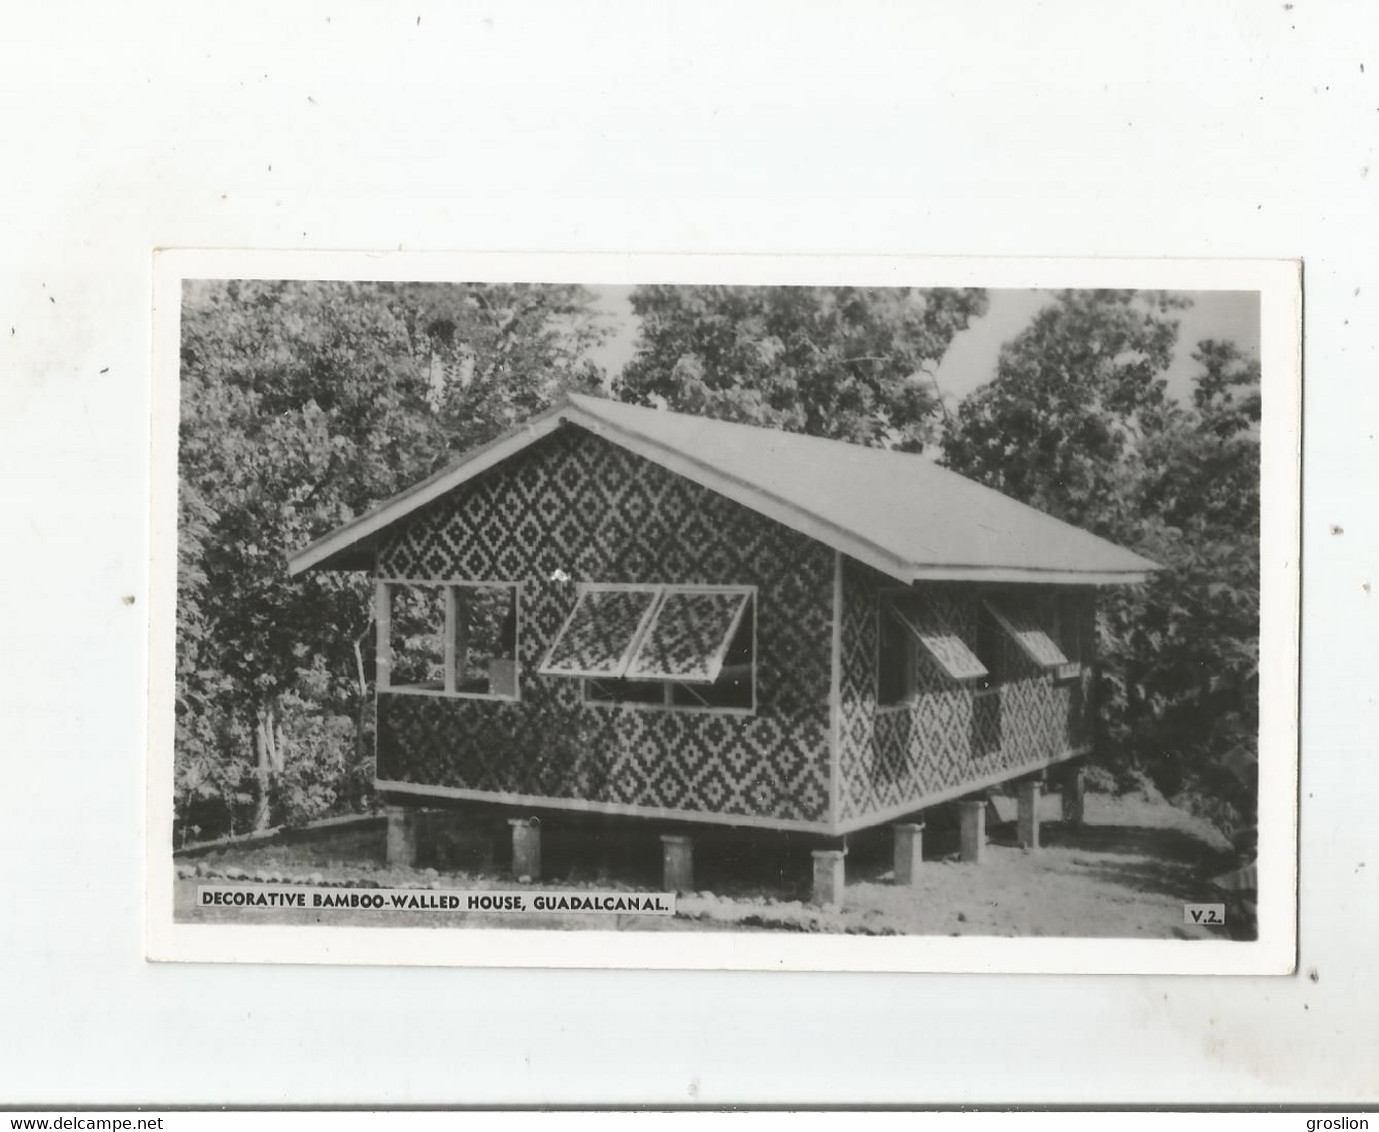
983,598,1070,668
626,588,751,684
537,588,661,678
888,598,989,681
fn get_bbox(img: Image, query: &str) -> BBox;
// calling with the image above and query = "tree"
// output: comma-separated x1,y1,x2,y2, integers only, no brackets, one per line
941,289,1188,539
943,291,1261,833
614,285,989,451
176,281,607,837
1115,339,1260,825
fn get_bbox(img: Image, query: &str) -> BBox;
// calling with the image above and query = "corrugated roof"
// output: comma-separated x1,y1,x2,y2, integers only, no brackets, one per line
289,392,1159,583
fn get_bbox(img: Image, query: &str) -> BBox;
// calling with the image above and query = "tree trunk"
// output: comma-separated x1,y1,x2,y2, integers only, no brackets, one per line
352,619,374,810
269,709,285,774
253,701,279,831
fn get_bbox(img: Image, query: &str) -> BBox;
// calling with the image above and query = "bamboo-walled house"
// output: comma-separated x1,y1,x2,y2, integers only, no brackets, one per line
289,394,1157,902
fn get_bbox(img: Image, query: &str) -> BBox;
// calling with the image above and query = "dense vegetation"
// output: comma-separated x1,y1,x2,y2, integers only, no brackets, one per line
943,292,1260,832
614,285,988,450
175,281,606,841
174,283,1258,843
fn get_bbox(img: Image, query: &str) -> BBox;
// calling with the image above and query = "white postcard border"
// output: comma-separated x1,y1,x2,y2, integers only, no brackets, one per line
146,250,1300,974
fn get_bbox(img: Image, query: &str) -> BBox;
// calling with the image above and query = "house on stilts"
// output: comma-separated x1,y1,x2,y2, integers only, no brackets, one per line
288,393,1157,905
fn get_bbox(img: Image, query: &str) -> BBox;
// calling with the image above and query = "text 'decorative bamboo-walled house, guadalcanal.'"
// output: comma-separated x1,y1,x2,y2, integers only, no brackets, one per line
288,393,1158,904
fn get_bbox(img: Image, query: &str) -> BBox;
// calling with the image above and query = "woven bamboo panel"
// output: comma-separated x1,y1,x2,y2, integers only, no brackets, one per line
836,560,1096,825
539,588,657,677
627,589,749,682
376,427,834,826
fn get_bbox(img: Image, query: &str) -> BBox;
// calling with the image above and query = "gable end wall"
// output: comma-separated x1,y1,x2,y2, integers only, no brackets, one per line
374,425,836,829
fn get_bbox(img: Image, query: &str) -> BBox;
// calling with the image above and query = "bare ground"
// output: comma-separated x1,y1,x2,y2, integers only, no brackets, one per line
174,793,1239,938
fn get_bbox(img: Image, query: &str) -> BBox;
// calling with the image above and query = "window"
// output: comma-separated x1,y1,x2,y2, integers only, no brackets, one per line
982,597,1069,671
451,584,520,696
537,587,659,678
879,594,988,706
971,677,1003,756
539,584,756,712
627,589,750,682
970,601,1004,754
973,602,1005,694
667,598,753,709
387,583,448,690
877,603,916,707
585,677,669,706
381,581,519,699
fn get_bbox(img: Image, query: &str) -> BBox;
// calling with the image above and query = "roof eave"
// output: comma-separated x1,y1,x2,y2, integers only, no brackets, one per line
909,565,1158,585
288,393,1165,586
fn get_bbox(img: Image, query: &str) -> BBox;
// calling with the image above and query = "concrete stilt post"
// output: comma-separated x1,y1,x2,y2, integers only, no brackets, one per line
385,805,418,868
893,822,925,886
1060,762,1086,828
811,849,846,909
509,817,541,881
660,834,694,894
1017,780,1042,850
958,799,986,864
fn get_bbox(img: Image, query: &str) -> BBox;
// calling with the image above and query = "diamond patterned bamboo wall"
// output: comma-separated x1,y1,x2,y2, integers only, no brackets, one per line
375,426,835,827
837,559,1096,825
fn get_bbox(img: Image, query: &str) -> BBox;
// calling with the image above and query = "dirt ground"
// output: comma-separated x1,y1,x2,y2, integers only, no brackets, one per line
173,793,1241,938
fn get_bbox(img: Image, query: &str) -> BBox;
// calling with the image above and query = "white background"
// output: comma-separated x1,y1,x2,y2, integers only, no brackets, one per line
143,252,1301,978
0,0,1373,1106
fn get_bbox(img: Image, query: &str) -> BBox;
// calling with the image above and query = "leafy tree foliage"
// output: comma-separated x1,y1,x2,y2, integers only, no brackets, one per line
615,286,989,450
176,281,606,840
943,291,1260,832
941,290,1188,538
1114,338,1260,826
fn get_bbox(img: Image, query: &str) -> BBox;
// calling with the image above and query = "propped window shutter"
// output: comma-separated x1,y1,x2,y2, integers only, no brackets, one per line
538,587,662,678
626,588,752,684
887,597,989,681
983,598,1070,669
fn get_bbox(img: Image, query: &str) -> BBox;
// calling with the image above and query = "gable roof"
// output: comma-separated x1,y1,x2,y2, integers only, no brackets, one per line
288,392,1159,584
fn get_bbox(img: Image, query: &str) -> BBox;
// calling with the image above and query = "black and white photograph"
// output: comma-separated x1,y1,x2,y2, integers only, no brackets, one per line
13,0,1379,1111
148,255,1298,970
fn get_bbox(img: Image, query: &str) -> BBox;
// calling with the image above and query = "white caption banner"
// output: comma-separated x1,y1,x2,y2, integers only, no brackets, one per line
196,885,676,915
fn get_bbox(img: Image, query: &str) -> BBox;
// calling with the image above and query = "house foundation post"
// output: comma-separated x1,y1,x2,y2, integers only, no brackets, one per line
1017,780,1042,850
1060,762,1086,828
893,822,925,886
958,799,986,864
811,848,846,909
660,834,694,894
385,805,418,868
509,817,541,881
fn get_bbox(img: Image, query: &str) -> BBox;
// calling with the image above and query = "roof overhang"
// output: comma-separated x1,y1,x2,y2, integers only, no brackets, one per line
908,565,1156,585
288,397,923,582
288,394,1161,587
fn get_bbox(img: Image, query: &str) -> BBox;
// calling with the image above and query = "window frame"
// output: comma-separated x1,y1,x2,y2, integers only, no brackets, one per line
376,577,522,702
566,582,759,716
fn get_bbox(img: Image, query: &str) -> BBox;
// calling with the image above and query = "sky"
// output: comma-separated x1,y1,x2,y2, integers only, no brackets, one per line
585,287,1261,409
